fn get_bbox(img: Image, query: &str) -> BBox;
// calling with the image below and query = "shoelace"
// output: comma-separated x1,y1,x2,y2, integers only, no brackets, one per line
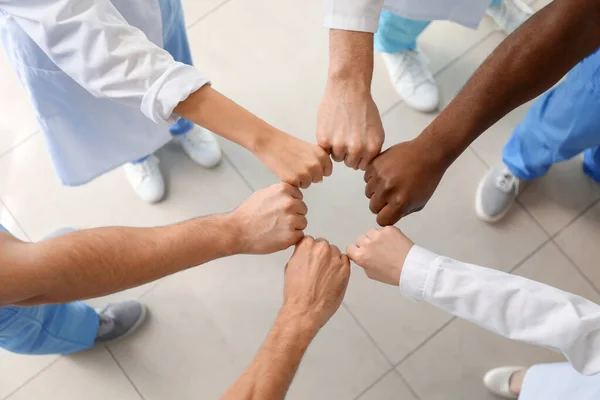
399,50,434,87
495,169,519,193
129,156,158,184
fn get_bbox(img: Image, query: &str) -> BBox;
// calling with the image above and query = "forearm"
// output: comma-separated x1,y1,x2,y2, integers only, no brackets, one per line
220,309,318,400
0,214,240,306
175,86,280,153
401,246,600,375
327,29,374,92
420,0,600,165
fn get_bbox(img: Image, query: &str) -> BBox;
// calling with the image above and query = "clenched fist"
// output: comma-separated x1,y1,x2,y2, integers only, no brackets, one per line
365,139,448,226
255,131,333,189
346,226,414,286
232,183,308,254
317,83,384,171
283,237,351,330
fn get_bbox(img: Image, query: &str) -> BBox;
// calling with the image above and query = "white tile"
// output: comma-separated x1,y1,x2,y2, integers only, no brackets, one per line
298,33,547,364
398,318,563,400
518,156,600,236
0,49,38,157
181,0,228,27
109,251,390,400
0,134,252,242
186,0,499,189
0,351,57,400
356,370,417,400
5,347,142,400
0,200,27,241
555,202,600,291
397,242,592,400
471,103,600,236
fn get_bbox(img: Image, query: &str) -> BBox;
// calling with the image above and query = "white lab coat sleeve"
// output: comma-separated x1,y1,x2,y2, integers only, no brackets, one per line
323,0,384,33
400,245,600,376
0,0,208,125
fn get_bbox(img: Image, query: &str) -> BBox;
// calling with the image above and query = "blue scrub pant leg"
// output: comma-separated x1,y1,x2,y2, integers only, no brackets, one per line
0,303,98,355
374,10,431,54
0,228,98,355
133,0,194,164
374,0,500,54
502,49,600,181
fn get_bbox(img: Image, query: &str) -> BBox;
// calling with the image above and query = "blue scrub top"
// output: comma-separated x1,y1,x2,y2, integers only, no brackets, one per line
0,224,7,233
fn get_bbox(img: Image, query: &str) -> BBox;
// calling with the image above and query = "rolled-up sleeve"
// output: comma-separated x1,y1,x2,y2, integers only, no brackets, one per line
323,0,384,33
0,0,208,125
401,245,600,376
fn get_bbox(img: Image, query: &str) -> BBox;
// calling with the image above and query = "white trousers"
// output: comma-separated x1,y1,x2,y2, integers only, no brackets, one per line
521,363,600,400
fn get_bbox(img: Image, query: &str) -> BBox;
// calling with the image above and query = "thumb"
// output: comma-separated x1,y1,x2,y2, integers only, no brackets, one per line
346,244,363,265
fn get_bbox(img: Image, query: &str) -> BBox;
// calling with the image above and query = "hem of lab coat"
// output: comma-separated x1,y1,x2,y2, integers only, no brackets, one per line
324,14,380,33
55,133,175,187
399,245,437,301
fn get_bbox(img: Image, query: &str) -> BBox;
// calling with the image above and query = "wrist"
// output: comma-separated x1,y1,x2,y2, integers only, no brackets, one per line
215,213,247,256
328,30,373,89
248,125,283,155
411,131,456,171
277,305,321,339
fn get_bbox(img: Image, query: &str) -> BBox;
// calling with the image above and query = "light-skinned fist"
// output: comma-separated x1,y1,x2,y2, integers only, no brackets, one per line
231,183,308,254
255,131,333,189
282,236,351,330
316,83,384,171
346,226,414,286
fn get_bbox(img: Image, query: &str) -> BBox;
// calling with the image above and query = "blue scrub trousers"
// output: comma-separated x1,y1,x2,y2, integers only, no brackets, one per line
375,0,501,53
0,226,99,355
134,0,194,163
503,48,600,181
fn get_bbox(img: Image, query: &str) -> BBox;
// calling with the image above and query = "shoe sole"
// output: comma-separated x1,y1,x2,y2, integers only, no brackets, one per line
97,303,149,346
474,173,515,224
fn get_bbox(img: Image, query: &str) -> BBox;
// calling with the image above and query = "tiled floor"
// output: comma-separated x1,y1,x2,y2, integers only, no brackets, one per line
0,1,596,399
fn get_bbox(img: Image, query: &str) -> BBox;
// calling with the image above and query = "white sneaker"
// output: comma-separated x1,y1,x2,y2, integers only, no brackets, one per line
124,155,165,204
483,366,524,399
176,125,222,168
486,0,533,35
382,49,440,113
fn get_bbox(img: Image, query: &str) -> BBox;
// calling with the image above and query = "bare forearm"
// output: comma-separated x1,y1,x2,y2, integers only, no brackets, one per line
220,309,318,400
420,0,600,165
174,85,279,153
0,214,240,306
328,29,374,90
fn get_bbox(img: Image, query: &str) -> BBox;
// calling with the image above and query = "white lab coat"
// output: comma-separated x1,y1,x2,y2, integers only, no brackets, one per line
402,246,600,376
0,0,208,185
324,0,491,32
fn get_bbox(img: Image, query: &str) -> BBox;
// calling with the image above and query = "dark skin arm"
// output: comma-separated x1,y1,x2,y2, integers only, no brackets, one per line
365,0,600,226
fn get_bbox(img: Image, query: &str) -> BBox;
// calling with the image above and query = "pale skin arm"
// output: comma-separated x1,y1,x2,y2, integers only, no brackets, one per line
176,86,332,189
365,0,600,225
220,237,351,400
0,183,308,307
316,30,384,171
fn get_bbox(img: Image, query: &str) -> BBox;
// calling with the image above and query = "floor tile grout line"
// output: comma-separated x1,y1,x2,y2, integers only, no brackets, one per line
0,198,31,242
393,368,422,400
381,30,499,118
341,303,396,367
186,0,236,30
467,142,556,239
0,130,39,162
222,151,257,192
552,234,600,298
351,365,396,400
393,317,456,368
106,347,148,400
0,356,61,400
548,197,600,240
